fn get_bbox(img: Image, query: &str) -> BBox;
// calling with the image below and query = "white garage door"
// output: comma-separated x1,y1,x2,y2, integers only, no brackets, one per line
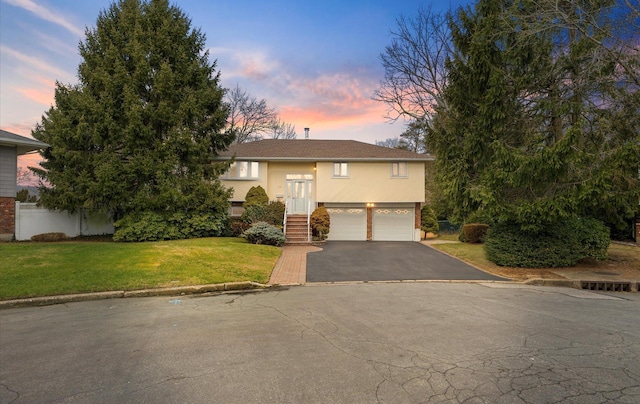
373,207,415,241
326,208,366,241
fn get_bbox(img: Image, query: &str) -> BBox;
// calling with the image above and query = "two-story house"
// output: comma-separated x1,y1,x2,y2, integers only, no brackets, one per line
217,139,433,242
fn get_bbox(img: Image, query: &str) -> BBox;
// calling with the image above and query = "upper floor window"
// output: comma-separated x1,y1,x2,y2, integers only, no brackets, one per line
333,162,349,177
391,162,408,178
225,161,259,179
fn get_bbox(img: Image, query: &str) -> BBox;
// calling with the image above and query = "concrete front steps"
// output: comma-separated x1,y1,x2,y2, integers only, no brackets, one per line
285,215,312,245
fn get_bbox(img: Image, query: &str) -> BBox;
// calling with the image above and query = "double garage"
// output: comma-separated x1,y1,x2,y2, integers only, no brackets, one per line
325,204,418,241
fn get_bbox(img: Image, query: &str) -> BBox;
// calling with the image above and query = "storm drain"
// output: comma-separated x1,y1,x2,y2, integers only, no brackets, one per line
581,281,636,293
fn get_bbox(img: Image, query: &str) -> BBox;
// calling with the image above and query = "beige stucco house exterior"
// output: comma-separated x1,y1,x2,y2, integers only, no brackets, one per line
217,139,434,242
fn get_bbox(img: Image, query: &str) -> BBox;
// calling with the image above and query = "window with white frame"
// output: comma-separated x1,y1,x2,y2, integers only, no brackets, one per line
225,161,259,179
391,162,408,178
333,162,349,177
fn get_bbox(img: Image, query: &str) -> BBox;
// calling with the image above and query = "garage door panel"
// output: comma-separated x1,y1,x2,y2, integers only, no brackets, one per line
373,208,414,241
327,208,366,241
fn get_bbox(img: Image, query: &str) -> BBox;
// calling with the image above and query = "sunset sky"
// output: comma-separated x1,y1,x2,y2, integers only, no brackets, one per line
1,0,466,173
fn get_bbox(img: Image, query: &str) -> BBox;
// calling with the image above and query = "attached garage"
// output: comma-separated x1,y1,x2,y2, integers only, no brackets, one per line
325,205,417,241
326,207,366,240
373,207,415,241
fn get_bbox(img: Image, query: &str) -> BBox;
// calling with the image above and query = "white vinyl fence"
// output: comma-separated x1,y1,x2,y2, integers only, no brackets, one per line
15,202,114,241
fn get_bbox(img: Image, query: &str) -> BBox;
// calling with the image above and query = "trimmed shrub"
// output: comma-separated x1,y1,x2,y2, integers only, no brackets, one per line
113,211,225,242
31,232,69,242
459,211,493,242
242,221,285,246
485,217,610,268
462,223,489,243
241,204,268,225
243,186,269,207
421,205,439,234
265,201,285,227
310,206,331,240
240,201,285,227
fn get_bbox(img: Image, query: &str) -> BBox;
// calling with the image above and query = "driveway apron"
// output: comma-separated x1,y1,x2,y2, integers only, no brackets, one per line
306,241,507,282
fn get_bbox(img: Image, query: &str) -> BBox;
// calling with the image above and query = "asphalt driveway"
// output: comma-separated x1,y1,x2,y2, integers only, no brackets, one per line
306,241,507,282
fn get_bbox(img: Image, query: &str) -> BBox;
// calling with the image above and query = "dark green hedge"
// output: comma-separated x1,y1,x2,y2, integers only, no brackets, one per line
240,201,285,227
485,217,610,268
114,211,225,242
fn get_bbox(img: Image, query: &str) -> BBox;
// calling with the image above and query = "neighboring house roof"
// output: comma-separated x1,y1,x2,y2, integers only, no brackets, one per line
217,139,434,161
0,130,49,155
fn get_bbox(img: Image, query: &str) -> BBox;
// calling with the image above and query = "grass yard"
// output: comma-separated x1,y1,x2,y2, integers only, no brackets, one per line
429,238,640,281
0,237,281,300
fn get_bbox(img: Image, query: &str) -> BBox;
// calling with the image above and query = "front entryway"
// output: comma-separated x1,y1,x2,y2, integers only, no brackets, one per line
285,175,313,214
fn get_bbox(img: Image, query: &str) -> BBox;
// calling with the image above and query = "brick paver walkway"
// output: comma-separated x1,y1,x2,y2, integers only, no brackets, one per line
269,245,323,285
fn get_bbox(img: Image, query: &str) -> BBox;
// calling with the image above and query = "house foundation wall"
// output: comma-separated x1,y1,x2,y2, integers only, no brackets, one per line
0,196,15,241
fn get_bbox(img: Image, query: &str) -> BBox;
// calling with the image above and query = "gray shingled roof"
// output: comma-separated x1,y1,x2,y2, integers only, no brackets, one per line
217,139,434,161
0,130,49,155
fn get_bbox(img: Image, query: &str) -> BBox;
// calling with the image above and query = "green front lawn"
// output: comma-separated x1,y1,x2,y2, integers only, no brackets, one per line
0,237,281,300
430,239,640,281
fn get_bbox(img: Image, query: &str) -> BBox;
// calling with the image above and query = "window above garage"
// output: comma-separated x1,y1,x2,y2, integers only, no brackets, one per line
391,162,408,178
333,162,349,178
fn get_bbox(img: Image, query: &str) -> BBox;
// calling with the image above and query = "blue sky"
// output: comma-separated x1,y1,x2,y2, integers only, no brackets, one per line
1,0,467,170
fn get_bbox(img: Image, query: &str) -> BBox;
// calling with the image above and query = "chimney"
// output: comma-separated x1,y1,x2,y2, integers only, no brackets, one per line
304,127,309,139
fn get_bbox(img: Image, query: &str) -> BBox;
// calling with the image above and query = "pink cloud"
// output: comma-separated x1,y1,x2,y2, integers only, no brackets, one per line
275,70,388,132
16,87,55,106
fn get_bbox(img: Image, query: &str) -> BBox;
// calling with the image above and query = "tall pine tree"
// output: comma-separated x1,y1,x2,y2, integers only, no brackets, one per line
32,0,233,236
429,0,639,232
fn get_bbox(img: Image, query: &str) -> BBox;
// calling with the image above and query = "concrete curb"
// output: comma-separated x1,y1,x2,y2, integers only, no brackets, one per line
0,281,270,309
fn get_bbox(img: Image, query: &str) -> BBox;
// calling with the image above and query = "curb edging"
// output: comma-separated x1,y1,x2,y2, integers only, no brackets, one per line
0,281,270,309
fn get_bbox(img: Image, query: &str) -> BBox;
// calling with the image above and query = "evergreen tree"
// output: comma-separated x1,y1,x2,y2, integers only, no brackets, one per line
429,0,528,223
31,0,233,225
429,0,639,231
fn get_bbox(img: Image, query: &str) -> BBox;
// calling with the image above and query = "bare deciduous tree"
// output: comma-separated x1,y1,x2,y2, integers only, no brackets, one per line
269,118,296,139
375,137,401,148
373,5,452,123
16,167,36,185
225,85,297,142
225,85,277,143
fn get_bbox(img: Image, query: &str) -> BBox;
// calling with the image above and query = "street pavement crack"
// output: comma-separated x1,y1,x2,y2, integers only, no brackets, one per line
0,383,19,403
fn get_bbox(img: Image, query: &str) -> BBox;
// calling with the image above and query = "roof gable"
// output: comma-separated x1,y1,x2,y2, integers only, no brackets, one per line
217,139,433,161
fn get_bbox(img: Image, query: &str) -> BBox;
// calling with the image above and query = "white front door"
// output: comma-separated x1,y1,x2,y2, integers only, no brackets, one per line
286,178,313,214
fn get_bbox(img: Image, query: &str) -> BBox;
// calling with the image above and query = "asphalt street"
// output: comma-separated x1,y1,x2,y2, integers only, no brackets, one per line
1,283,639,403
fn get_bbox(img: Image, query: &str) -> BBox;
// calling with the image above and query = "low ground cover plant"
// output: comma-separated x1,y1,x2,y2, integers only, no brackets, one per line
243,222,285,246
